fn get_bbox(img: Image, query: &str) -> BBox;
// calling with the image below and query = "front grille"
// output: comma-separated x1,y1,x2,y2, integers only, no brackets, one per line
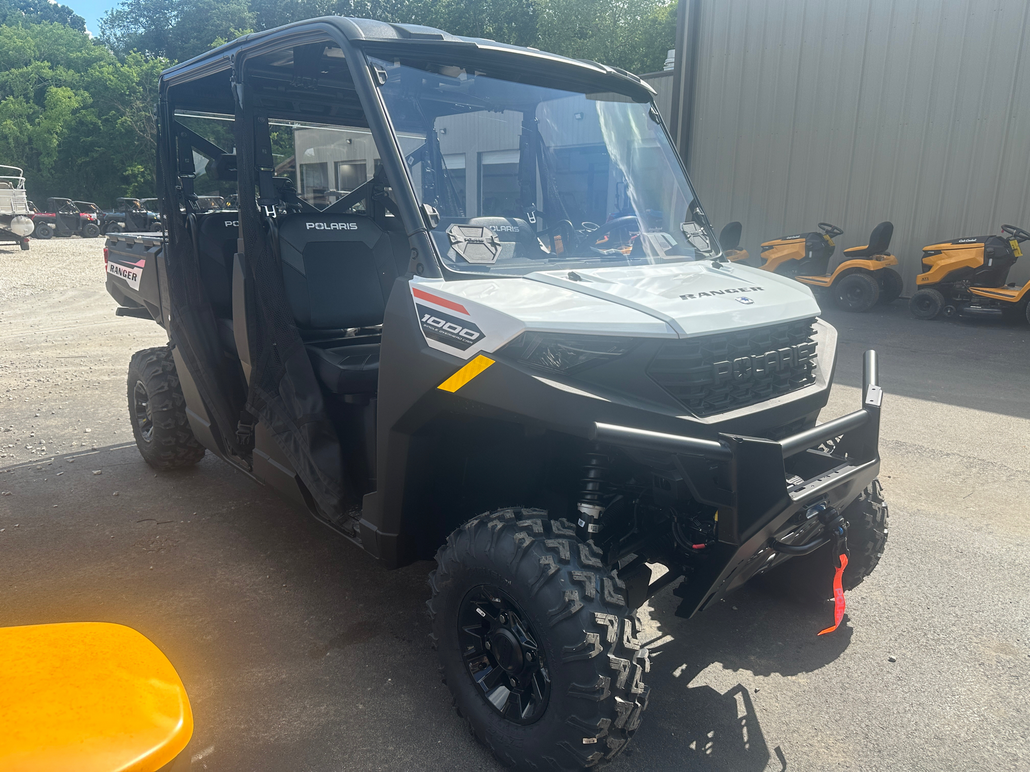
647,319,818,417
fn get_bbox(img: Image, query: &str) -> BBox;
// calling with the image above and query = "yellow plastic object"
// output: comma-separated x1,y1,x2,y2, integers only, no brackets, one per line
916,240,984,285
724,248,749,263
438,354,495,393
796,254,898,288
0,622,193,772
969,284,1029,302
757,235,806,273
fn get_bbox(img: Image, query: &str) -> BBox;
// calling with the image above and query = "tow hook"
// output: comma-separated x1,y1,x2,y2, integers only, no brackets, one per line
817,508,851,636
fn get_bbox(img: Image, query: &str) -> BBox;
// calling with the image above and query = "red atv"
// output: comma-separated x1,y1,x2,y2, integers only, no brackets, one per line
31,197,101,239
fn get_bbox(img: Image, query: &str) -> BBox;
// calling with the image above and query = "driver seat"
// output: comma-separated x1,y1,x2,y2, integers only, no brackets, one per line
844,221,894,258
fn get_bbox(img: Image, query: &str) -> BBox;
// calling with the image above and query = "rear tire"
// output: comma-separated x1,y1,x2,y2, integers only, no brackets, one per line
909,288,945,319
1025,300,1030,326
766,481,889,601
877,268,904,305
83,223,101,238
127,346,205,470
33,222,53,239
150,222,163,232
429,509,651,771
833,273,880,312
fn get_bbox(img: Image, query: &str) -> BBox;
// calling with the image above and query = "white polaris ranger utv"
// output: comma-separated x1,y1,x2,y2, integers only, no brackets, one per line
105,17,888,770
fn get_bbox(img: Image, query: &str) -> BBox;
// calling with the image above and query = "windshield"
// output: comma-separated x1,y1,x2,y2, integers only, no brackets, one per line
373,57,714,276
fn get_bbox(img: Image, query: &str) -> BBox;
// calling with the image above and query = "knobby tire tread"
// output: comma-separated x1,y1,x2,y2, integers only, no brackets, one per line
127,346,205,470
428,508,651,770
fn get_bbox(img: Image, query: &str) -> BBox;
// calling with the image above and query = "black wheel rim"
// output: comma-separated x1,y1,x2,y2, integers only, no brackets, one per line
458,585,551,725
914,296,935,315
133,380,153,443
838,282,869,309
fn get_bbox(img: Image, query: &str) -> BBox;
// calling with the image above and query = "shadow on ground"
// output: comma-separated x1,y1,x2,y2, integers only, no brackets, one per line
615,576,848,771
1,443,851,771
821,302,1030,419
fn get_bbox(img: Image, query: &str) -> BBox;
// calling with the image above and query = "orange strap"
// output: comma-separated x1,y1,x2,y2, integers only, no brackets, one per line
818,553,849,635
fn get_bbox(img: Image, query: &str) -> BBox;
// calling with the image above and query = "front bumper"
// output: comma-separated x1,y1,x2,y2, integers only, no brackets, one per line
595,350,883,618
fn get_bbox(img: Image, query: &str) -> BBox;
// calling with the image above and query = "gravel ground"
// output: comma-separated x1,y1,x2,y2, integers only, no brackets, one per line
1,238,1028,771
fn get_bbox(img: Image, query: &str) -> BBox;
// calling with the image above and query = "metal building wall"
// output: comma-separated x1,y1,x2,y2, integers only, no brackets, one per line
641,71,675,121
679,0,1030,292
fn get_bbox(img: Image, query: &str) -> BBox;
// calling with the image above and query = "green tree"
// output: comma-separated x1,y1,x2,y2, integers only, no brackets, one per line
0,19,168,205
0,0,85,32
101,0,253,61
537,0,675,74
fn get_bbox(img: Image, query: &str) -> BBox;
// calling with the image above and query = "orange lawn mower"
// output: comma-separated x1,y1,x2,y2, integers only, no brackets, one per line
723,220,903,312
909,224,1030,322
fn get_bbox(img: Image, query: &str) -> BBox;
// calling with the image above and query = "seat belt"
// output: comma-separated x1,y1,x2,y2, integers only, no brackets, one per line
254,115,278,220
519,115,539,229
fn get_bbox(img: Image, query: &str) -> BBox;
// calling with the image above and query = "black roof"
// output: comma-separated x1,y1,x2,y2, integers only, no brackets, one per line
160,16,654,101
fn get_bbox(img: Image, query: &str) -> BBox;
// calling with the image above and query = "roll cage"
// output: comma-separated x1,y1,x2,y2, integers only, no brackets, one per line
158,17,671,281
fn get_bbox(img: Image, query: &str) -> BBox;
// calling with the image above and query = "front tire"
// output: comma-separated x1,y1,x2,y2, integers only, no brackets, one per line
430,509,650,770
877,268,904,305
33,222,53,239
106,223,124,234
83,223,101,238
833,272,880,312
909,288,945,319
127,346,205,470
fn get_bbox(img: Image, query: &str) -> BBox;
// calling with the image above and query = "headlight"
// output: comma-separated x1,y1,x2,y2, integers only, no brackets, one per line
501,333,636,374
10,216,34,236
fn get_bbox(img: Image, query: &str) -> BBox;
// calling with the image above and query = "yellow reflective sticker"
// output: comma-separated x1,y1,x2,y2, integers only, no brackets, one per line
438,355,495,393
1011,239,1022,258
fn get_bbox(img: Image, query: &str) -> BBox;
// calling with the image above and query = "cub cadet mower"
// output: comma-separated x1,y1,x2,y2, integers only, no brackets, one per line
105,17,890,770
909,224,1030,323
755,221,903,312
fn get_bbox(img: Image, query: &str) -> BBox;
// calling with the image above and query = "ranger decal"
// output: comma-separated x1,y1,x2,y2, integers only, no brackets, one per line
107,258,144,291
680,286,765,301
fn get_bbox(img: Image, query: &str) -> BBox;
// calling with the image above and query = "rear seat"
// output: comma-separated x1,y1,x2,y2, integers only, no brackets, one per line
196,213,239,319
276,213,400,397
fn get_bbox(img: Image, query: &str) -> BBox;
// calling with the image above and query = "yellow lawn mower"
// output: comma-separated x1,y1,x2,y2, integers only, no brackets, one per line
725,221,903,312
909,224,1030,322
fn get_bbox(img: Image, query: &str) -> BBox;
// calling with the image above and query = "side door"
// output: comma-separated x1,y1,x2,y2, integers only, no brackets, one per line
52,201,80,235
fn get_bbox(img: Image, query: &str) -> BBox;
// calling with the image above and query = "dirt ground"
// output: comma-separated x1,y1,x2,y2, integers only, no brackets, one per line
1,238,1028,771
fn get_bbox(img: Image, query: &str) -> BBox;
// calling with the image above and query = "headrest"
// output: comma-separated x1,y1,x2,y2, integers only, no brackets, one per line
199,213,240,235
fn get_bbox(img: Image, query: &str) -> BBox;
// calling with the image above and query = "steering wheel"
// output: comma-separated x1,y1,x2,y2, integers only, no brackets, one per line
1001,224,1030,243
579,221,600,233
589,215,640,245
818,222,844,238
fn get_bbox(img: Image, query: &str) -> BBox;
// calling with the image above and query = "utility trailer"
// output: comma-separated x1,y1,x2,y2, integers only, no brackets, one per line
0,165,35,249
105,17,889,769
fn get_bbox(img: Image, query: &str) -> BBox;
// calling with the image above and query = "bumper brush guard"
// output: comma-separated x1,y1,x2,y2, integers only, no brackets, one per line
594,350,883,625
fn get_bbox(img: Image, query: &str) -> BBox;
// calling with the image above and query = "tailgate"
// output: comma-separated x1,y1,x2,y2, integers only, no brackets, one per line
105,233,165,321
